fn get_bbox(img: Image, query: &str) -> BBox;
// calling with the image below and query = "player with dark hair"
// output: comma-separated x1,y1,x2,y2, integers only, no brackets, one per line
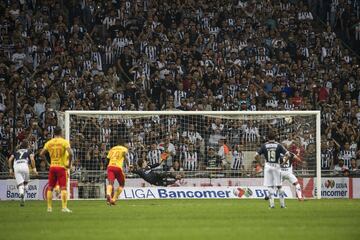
281,152,304,201
8,140,38,206
264,152,304,201
130,159,181,186
40,126,73,213
106,137,129,205
254,129,290,208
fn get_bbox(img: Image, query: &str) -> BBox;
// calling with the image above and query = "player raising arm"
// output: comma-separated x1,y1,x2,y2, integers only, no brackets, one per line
129,159,181,186
40,126,73,213
8,140,38,207
281,152,304,201
106,138,129,205
254,130,290,208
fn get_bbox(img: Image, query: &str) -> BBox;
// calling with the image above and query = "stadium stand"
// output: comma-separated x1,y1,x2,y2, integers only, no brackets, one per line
0,0,359,177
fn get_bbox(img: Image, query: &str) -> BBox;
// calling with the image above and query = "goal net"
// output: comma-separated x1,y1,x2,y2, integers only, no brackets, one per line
63,111,321,199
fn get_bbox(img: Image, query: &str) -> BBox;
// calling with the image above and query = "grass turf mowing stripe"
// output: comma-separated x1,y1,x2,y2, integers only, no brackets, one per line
0,199,359,240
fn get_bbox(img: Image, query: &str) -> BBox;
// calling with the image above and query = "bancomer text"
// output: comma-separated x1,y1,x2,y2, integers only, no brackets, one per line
158,189,231,198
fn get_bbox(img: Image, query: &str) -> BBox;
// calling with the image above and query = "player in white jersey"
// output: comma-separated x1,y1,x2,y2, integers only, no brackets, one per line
255,130,290,208
8,140,37,206
280,152,304,201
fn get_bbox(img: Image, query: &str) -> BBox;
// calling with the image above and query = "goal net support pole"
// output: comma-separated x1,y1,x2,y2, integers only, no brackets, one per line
316,111,321,199
64,112,71,200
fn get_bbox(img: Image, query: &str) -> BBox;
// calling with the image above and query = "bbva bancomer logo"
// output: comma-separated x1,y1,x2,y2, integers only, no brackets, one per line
324,180,336,189
233,188,253,198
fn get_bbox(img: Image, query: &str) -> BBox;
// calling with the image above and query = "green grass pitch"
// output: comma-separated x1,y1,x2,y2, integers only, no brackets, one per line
0,199,359,240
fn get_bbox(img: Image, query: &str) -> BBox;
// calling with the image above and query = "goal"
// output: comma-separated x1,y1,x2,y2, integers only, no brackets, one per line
63,111,321,199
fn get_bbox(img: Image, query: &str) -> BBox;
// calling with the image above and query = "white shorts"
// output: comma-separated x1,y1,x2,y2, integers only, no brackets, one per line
14,163,30,186
264,162,282,187
281,169,298,184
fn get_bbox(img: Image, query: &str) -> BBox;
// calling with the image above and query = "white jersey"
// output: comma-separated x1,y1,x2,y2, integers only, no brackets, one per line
181,151,198,171
147,149,162,167
281,155,293,172
338,150,356,168
231,150,244,170
280,153,298,184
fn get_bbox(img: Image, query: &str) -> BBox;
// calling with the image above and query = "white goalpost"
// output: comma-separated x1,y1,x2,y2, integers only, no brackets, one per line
63,110,321,200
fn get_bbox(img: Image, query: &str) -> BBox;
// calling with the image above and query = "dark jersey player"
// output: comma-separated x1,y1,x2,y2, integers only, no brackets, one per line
8,140,37,206
254,130,290,208
130,159,181,186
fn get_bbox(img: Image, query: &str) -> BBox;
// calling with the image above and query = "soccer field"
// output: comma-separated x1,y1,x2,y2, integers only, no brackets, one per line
0,199,359,240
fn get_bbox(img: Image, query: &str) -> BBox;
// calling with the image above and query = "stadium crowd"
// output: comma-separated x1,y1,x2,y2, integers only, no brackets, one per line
0,0,359,177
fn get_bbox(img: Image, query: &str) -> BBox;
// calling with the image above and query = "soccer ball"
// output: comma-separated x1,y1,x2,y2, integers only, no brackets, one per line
284,117,293,124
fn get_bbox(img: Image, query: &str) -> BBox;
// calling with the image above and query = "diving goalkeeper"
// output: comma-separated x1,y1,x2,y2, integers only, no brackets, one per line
130,159,181,186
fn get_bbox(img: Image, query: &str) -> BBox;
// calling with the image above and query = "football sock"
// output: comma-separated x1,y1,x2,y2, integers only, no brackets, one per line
268,187,275,207
112,187,123,202
47,190,53,209
295,183,303,199
278,188,285,207
19,185,24,196
61,190,68,209
106,185,113,197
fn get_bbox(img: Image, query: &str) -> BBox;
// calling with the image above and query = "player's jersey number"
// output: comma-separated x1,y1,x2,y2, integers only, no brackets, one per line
267,149,276,163
18,150,26,160
49,147,62,159
109,151,124,160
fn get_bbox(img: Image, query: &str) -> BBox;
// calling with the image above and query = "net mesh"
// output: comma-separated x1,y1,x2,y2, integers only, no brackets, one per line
66,112,317,199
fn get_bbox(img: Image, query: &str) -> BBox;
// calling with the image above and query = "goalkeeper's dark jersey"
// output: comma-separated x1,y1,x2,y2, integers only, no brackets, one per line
132,163,176,186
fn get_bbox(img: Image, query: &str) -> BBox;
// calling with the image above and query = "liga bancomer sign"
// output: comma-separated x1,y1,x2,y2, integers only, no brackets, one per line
1,179,41,200
118,186,293,200
0,179,77,200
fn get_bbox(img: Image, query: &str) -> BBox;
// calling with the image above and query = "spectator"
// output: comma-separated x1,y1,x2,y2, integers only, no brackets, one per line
230,144,245,171
170,160,184,172
334,159,349,176
338,141,357,168
349,158,359,175
217,138,231,169
146,143,163,170
158,135,176,171
208,118,225,145
204,146,222,170
180,143,199,171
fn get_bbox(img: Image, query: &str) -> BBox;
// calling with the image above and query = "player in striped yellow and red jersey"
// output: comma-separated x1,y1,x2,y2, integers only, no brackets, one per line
106,138,129,205
40,127,72,213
